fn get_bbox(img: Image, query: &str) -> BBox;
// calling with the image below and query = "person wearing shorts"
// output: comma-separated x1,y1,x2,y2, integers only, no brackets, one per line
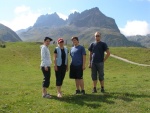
54,38,68,98
88,32,110,93
69,37,86,95
40,37,53,98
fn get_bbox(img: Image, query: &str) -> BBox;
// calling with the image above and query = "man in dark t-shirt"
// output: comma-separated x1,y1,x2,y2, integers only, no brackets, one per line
88,32,110,93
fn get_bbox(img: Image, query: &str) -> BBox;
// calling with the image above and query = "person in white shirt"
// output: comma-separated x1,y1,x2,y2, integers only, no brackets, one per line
40,37,53,98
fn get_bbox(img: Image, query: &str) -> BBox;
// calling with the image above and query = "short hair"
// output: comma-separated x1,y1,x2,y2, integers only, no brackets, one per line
44,37,53,41
95,32,101,36
71,37,79,41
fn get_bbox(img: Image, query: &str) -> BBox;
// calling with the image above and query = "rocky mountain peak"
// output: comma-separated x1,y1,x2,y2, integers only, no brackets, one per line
33,12,66,27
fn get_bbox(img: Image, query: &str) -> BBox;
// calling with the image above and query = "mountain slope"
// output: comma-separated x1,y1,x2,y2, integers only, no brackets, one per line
68,7,119,31
0,23,22,42
127,35,150,48
33,13,66,27
17,7,141,47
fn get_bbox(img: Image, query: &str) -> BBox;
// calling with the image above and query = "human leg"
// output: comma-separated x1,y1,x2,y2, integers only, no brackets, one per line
91,63,98,93
55,66,63,97
41,67,51,97
75,65,85,94
97,63,105,92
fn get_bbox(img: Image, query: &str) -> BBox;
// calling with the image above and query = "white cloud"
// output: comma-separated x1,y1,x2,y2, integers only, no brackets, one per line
119,20,150,36
0,6,41,31
14,6,30,14
57,13,68,20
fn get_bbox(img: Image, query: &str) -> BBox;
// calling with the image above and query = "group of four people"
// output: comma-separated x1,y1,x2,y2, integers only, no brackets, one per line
40,32,110,98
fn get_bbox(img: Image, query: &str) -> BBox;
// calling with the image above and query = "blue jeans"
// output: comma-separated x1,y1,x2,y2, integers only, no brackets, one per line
91,62,104,81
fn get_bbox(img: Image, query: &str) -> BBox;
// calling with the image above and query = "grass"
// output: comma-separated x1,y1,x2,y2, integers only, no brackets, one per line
0,42,150,113
110,47,150,65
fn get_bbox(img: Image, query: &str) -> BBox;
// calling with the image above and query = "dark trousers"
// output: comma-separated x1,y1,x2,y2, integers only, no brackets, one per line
55,65,66,86
41,67,51,88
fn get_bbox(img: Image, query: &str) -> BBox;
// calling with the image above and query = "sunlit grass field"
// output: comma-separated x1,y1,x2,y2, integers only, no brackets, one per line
0,42,150,113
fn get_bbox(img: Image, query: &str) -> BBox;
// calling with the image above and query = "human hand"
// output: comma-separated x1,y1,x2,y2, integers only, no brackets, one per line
88,63,91,68
66,66,68,72
54,66,58,71
82,65,86,70
44,67,48,71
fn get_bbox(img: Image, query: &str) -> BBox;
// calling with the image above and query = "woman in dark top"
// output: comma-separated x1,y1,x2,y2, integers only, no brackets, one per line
54,38,68,98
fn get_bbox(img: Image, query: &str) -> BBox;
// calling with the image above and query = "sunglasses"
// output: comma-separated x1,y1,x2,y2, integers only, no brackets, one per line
59,41,64,43
95,35,100,37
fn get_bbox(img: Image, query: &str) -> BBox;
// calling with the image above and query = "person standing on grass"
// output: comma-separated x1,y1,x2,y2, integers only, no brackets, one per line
88,32,110,93
69,37,86,95
40,37,53,98
54,38,68,98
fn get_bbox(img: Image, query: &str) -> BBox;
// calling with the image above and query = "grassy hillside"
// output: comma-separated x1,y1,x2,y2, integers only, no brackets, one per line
0,42,150,113
111,47,150,65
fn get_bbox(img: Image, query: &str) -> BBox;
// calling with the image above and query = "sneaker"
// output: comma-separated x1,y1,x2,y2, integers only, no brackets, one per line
74,90,80,95
81,90,85,95
92,87,97,93
101,88,105,93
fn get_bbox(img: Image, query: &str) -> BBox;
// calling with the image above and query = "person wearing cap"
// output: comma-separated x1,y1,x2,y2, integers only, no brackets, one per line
40,37,53,98
88,32,110,93
70,37,86,95
54,38,68,98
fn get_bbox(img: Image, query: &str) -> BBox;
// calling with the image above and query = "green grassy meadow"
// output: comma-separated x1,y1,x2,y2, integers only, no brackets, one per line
0,42,150,113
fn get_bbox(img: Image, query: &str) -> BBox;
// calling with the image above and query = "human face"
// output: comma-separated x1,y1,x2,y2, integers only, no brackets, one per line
95,34,101,42
72,39,79,46
44,39,51,46
58,41,64,47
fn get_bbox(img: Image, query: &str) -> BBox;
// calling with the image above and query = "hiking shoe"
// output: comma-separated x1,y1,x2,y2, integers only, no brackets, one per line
92,87,97,93
81,90,85,95
101,88,105,93
74,90,80,95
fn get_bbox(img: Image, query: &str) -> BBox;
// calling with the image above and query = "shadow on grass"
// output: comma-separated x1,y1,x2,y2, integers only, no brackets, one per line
50,92,150,108
51,94,108,108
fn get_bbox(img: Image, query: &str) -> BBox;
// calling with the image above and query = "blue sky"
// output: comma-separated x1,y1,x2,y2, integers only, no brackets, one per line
0,0,150,36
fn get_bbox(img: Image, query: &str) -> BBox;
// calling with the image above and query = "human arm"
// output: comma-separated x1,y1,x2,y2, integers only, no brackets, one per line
88,43,93,68
54,53,58,71
88,51,92,68
66,49,69,71
104,49,110,62
82,47,86,70
83,55,86,70
41,47,48,71
66,58,68,71
54,49,58,71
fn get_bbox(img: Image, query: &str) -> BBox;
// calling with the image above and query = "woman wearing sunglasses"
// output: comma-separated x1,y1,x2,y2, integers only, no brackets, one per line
54,38,68,98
